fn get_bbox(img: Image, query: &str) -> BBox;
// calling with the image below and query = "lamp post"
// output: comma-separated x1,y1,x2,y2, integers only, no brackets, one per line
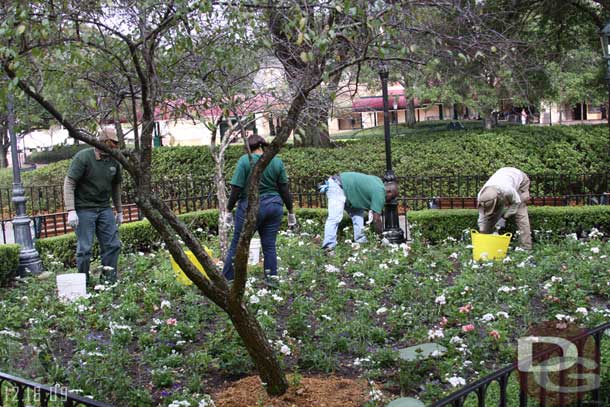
379,62,405,243
7,89,43,275
600,22,610,163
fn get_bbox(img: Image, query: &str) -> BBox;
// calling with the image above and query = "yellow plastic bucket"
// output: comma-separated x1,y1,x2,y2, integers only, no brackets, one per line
170,248,212,285
471,230,512,261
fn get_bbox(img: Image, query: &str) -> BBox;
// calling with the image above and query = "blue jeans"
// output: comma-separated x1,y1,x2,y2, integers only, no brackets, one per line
75,208,121,283
322,178,366,250
223,195,284,281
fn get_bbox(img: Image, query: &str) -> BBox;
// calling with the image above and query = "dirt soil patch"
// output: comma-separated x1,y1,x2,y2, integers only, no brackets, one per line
213,375,369,407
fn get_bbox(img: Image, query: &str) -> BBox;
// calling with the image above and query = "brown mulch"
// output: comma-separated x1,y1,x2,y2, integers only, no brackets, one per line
213,375,369,407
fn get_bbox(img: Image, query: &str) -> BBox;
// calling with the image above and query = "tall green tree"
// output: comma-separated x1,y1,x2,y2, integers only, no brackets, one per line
0,0,389,397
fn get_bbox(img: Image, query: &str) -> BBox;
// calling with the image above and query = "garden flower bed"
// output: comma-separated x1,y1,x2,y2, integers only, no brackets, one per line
0,220,609,406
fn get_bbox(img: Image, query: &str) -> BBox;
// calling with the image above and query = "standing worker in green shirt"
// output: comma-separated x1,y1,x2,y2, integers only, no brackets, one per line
222,135,296,285
63,127,123,284
320,172,398,255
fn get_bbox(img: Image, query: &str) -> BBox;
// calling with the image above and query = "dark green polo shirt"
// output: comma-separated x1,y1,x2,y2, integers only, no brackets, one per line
340,172,386,213
230,153,288,199
67,148,122,209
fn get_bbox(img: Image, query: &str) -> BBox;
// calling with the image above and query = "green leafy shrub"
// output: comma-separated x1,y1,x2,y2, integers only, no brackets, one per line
409,206,610,243
5,124,609,187
27,144,90,165
0,244,20,286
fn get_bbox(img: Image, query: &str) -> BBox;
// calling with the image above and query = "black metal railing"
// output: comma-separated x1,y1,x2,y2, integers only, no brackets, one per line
0,371,114,407
1,172,609,242
431,321,610,406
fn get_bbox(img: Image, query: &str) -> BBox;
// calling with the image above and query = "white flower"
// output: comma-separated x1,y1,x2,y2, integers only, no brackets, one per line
449,252,459,260
368,278,375,285
551,276,563,283
449,336,463,344
272,294,284,302
576,307,588,316
498,286,516,293
109,322,132,335
353,272,365,278
338,281,347,287
496,311,510,319
566,233,578,240
502,256,512,264
368,387,383,402
324,264,340,273
435,295,446,305
376,307,388,315
591,247,600,254
249,295,260,304
168,401,191,407
555,314,575,322
428,328,444,339
448,376,466,387
353,357,370,366
0,329,21,338
481,313,495,322
76,304,87,313
280,344,291,355
160,300,171,309
379,263,389,270
321,314,332,321
257,288,269,297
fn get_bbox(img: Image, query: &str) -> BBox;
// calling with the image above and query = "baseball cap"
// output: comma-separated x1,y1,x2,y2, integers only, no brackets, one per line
478,187,499,216
99,126,119,143
247,135,269,151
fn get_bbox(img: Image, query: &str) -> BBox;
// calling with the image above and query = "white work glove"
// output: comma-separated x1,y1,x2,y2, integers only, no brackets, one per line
287,213,297,227
495,217,506,230
224,212,234,228
115,212,123,226
67,210,79,230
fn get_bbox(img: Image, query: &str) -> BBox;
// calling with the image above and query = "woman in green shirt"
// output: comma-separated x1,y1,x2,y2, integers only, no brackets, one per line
222,135,296,285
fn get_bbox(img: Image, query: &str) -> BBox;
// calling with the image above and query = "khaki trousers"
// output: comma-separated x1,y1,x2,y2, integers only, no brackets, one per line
479,175,532,249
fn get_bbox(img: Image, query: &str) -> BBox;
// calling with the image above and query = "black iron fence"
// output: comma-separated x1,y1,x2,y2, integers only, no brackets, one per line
431,321,610,406
1,172,609,243
0,371,113,406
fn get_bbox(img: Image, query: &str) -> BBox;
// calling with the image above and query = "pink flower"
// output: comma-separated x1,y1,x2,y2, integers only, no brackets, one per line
439,316,448,327
165,318,177,326
458,304,472,314
462,324,475,333
489,330,500,340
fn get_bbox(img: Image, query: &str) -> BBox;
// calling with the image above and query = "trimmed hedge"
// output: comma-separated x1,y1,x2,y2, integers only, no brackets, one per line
27,144,90,165
0,244,20,286
4,124,609,188
32,206,610,269
408,205,610,243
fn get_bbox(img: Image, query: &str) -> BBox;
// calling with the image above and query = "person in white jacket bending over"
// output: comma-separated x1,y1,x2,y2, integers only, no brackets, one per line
477,167,532,249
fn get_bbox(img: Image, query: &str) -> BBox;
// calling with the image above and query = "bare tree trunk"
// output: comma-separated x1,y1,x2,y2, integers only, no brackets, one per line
406,97,416,127
0,145,8,168
483,109,496,129
226,299,289,395
0,125,8,168
215,156,230,257
581,101,584,123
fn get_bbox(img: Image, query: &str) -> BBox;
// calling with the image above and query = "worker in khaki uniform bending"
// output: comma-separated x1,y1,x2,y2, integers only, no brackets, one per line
63,127,123,284
477,167,532,250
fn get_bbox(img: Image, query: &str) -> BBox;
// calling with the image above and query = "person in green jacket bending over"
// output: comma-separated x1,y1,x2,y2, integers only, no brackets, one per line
320,172,397,255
